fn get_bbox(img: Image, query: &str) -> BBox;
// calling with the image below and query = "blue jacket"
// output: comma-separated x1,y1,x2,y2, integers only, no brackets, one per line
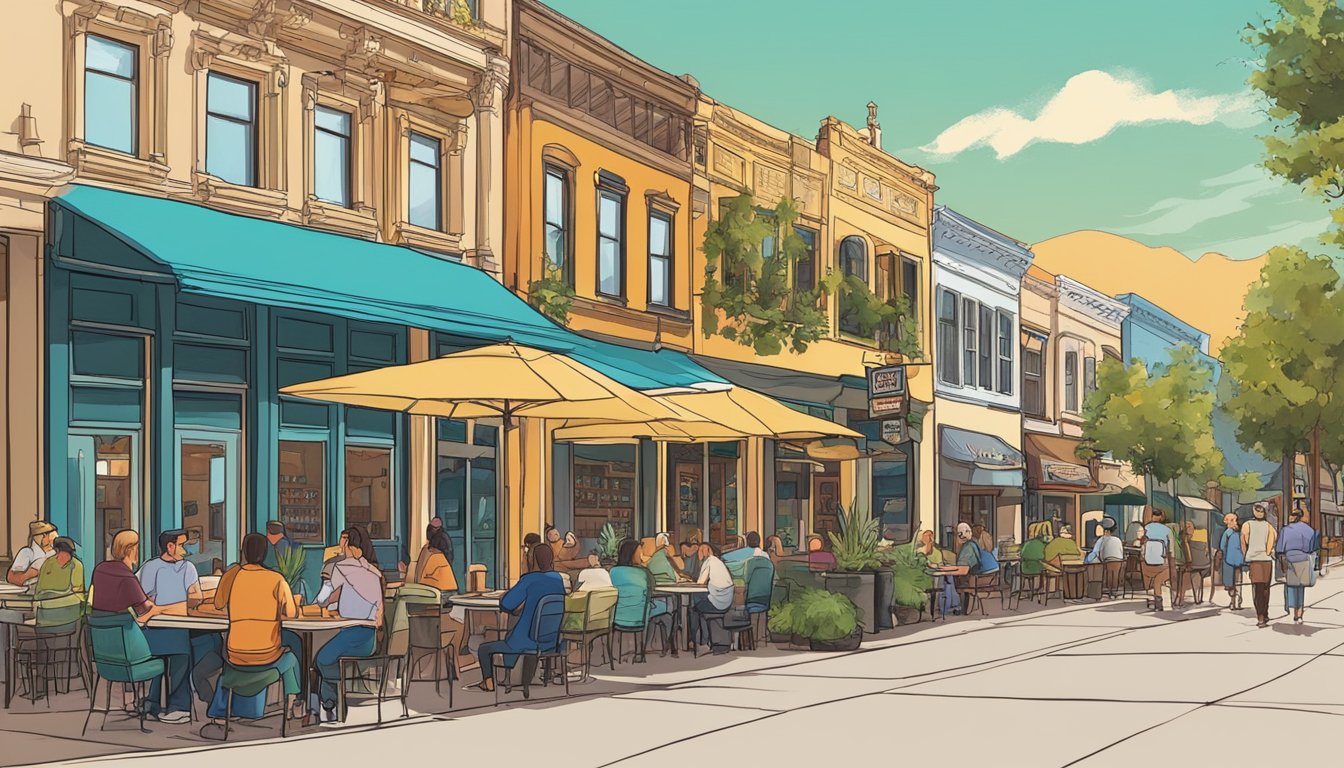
501,571,565,651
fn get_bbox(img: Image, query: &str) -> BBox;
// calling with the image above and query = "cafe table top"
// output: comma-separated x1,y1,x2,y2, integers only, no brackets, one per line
147,609,369,632
0,584,28,595
447,591,507,609
652,583,709,595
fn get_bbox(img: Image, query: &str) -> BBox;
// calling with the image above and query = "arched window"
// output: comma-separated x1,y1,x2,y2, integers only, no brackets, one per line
838,236,868,336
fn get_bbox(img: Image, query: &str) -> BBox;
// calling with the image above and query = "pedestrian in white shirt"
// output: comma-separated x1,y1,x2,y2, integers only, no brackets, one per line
691,543,733,652
8,521,58,587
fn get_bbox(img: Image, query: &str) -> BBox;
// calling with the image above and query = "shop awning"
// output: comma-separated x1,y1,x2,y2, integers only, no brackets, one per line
1177,495,1218,512
1024,433,1099,492
939,426,1024,487
51,185,723,392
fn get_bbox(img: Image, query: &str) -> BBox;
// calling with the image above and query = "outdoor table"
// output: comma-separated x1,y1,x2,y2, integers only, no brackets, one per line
653,583,708,651
149,608,367,725
448,592,508,654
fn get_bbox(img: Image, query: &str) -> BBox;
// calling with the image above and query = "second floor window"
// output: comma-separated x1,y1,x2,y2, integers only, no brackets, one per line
543,165,570,277
597,173,627,298
408,132,442,230
648,210,672,307
937,288,959,385
962,297,977,385
85,35,138,155
1064,349,1079,412
794,226,817,292
1022,332,1045,418
978,304,993,390
838,236,868,336
313,105,352,207
206,72,258,187
996,311,1013,395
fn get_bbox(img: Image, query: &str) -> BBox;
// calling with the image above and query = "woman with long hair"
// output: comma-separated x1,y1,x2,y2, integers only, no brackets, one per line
313,525,384,720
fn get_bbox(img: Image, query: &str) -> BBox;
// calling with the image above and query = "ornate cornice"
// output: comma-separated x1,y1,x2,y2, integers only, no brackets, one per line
1056,276,1129,329
1023,273,1059,299
933,207,1032,279
709,108,791,158
1124,302,1205,346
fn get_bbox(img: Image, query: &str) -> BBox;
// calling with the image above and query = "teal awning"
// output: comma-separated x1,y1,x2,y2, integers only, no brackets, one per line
51,185,723,391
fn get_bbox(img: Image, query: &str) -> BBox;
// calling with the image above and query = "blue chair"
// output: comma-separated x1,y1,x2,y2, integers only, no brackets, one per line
744,558,775,646
492,594,568,706
83,611,166,735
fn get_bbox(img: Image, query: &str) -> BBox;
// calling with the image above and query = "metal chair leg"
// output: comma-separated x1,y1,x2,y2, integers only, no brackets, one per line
223,690,233,742
80,675,102,737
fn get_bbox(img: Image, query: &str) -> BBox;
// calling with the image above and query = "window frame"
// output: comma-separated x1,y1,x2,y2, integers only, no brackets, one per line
647,207,674,308
978,304,994,391
1021,331,1046,418
542,162,574,286
84,33,140,156
1064,348,1079,413
996,310,1014,396
838,236,869,337
937,287,961,386
793,225,819,293
408,130,444,232
595,170,629,300
312,104,353,208
204,70,259,188
961,296,978,387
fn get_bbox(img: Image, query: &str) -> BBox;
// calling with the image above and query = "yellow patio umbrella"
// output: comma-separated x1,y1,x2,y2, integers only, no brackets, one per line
279,342,685,573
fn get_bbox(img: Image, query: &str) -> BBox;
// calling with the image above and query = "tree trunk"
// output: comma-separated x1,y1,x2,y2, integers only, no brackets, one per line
1309,425,1323,529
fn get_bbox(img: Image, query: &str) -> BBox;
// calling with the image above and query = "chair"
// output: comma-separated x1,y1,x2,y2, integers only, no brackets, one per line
6,594,86,707
959,570,1005,615
1178,541,1212,606
560,587,617,681
83,611,166,735
399,584,456,706
743,558,775,646
337,585,423,723
215,663,288,741
492,594,569,706
610,572,664,664
1102,560,1126,599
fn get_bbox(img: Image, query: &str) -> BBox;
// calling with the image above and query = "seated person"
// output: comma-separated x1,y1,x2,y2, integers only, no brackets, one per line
806,534,837,572
690,543,734,652
645,533,683,584
521,532,543,573
1085,518,1124,563
137,528,209,724
678,541,702,581
574,555,613,591
35,537,84,598
313,525,385,722
939,523,999,614
203,532,304,737
1043,525,1083,566
10,521,58,587
1020,531,1048,576
470,544,566,693
764,535,788,563
722,531,767,564
916,530,946,567
609,539,677,657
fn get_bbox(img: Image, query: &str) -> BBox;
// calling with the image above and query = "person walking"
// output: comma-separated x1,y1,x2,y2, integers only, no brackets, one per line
1276,507,1318,624
1241,503,1278,628
1217,512,1245,610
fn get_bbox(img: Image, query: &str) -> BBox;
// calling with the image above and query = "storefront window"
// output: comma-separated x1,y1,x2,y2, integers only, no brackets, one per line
572,444,636,541
93,435,135,561
345,446,392,540
774,460,810,551
708,442,739,545
1041,494,1076,537
873,458,911,543
958,494,995,537
668,443,703,545
435,419,498,589
812,463,842,539
278,440,326,544
180,440,230,574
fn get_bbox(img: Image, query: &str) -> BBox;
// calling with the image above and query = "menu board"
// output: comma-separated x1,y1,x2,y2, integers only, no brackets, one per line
278,441,325,544
573,458,636,540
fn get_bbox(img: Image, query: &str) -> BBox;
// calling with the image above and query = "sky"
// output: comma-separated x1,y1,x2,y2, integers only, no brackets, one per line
542,0,1334,262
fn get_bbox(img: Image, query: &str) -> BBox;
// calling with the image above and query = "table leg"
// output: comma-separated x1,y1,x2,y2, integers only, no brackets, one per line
680,596,693,652
301,631,316,727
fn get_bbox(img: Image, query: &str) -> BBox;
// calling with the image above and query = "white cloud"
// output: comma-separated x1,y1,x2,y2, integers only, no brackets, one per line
1114,164,1288,237
920,70,1258,160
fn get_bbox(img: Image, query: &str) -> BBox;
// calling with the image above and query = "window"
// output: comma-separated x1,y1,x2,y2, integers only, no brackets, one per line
962,297,977,385
85,35,138,154
313,105,352,207
901,257,919,313
277,441,326,544
408,132,442,230
1064,349,1079,413
794,226,818,292
648,210,672,307
597,173,626,297
573,444,637,540
1022,332,1045,418
937,288,959,385
345,446,392,539
206,72,258,186
839,236,868,336
978,304,994,390
996,311,1013,395
1084,355,1097,398
543,165,570,277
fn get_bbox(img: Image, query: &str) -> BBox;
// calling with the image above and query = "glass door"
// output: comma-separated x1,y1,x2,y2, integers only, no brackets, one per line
175,431,240,575
70,432,140,562
436,421,499,589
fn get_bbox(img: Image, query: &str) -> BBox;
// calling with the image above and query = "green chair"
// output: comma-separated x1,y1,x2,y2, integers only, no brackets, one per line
217,664,287,741
559,588,618,681
83,611,166,735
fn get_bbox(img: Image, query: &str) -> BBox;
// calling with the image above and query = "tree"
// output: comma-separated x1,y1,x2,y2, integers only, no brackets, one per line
1222,246,1344,518
1079,345,1225,486
1246,0,1344,245
701,192,831,356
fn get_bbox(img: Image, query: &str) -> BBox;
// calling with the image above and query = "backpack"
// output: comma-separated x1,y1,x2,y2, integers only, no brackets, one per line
976,543,1000,574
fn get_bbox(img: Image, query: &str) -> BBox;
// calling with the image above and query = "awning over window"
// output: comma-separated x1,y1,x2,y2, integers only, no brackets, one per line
939,426,1024,487
51,185,723,391
1177,495,1218,512
1024,433,1099,492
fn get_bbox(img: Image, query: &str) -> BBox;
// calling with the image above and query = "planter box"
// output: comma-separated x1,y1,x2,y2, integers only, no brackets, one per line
809,627,863,652
821,572,877,634
893,605,921,626
874,569,895,630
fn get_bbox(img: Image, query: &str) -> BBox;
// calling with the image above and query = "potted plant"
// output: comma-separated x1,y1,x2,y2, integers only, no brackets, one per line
275,545,309,600
797,587,862,651
889,542,933,625
596,523,621,567
822,502,883,633
766,597,805,647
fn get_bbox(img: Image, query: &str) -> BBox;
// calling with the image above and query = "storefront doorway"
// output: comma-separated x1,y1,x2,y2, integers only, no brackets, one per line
435,419,499,589
175,431,239,575
667,442,741,547
68,432,140,561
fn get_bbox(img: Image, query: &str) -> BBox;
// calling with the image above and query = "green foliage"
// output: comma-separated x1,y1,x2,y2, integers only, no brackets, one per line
769,587,860,642
275,545,306,592
596,523,621,561
1223,246,1344,465
1246,0,1344,246
1079,346,1224,484
449,0,476,26
888,542,933,610
828,502,883,572
527,260,575,325
835,274,922,358
1220,471,1265,496
701,192,832,356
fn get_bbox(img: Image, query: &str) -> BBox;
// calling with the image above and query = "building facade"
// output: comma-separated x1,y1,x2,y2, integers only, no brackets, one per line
931,206,1031,548
0,0,512,584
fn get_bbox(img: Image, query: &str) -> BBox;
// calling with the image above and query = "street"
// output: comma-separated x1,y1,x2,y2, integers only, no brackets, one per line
11,570,1343,768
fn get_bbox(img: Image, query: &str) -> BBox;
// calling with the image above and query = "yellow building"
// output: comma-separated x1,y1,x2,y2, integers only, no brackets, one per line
690,99,937,549
0,0,511,583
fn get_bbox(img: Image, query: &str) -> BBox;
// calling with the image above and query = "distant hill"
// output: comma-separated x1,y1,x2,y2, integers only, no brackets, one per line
1030,230,1266,356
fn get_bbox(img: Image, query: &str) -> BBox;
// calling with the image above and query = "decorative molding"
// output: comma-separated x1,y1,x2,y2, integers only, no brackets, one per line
192,172,288,218
245,0,311,40
710,108,790,157
1056,275,1129,329
470,59,508,113
570,296,693,343
391,220,463,253
754,162,787,204
644,189,681,213
712,146,744,184
301,198,378,240
1124,302,1205,347
1023,274,1059,300
793,173,821,216
67,142,171,186
933,207,1033,279
836,163,858,191
0,151,76,187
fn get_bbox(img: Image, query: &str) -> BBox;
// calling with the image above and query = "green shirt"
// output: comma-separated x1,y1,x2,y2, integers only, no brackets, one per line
646,548,678,583
35,556,84,599
1019,537,1047,575
1043,537,1082,563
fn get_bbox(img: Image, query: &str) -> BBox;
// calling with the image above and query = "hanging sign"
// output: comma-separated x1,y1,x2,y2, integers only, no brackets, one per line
867,365,909,419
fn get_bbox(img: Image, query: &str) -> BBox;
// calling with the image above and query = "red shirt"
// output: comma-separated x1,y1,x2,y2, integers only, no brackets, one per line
91,560,150,615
